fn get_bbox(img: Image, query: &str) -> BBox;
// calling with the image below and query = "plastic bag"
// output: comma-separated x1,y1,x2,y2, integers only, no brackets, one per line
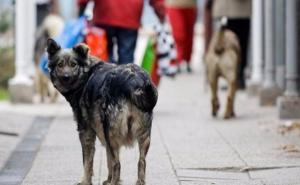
85,26,108,61
141,39,160,86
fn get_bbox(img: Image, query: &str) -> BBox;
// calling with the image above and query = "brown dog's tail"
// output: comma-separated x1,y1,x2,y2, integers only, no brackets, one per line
214,17,228,55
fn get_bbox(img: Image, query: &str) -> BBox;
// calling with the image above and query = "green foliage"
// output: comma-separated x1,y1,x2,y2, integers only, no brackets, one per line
0,47,14,89
0,13,11,33
0,88,9,100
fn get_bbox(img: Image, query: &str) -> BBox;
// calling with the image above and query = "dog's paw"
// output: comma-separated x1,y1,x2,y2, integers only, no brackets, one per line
102,181,121,185
76,182,92,185
223,111,235,119
136,179,145,185
102,180,111,185
223,114,231,119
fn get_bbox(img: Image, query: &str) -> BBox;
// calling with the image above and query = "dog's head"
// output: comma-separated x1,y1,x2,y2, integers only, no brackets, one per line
46,38,92,93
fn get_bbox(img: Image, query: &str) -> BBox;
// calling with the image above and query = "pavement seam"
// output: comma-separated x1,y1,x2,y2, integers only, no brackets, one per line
178,165,300,172
0,116,53,185
155,124,182,185
213,126,252,180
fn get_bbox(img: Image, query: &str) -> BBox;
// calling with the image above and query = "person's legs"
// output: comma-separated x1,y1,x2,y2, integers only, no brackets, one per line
116,27,138,64
167,7,186,64
183,7,197,72
96,24,117,63
227,19,250,89
36,4,50,27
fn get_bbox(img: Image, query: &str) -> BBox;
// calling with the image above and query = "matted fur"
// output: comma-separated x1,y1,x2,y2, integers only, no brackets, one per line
46,39,158,185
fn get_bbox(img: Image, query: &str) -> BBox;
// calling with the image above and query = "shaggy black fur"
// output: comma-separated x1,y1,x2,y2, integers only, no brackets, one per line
46,39,158,173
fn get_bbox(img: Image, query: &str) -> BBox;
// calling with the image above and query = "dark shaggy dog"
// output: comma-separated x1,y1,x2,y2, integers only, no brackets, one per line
46,39,158,185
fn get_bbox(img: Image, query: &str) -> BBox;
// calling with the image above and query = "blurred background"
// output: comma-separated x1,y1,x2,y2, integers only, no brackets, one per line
1,0,300,185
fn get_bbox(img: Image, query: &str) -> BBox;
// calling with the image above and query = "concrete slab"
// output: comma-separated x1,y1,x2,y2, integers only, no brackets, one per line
278,96,300,119
249,167,300,185
22,116,101,185
0,117,53,185
0,114,33,170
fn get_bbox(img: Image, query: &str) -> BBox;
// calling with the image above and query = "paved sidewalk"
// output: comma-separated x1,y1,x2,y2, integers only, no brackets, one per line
0,69,300,185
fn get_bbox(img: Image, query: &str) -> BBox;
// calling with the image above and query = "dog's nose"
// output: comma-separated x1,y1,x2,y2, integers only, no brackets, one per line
62,75,71,82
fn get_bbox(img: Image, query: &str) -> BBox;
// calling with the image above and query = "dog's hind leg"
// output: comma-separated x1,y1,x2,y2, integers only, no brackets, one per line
78,128,96,185
224,80,236,119
209,75,220,117
103,146,120,185
103,148,112,185
136,130,151,185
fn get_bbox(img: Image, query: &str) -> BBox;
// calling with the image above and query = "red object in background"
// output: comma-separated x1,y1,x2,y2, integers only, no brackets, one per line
151,57,160,87
167,7,197,63
79,0,165,30
85,27,108,61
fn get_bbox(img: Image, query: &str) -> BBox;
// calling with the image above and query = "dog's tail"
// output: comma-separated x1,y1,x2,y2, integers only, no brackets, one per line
131,79,158,112
219,16,228,31
214,17,228,55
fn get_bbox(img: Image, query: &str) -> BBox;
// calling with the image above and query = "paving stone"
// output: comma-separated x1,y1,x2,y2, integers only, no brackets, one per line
249,167,300,185
181,180,264,185
0,114,33,170
22,117,101,185
177,169,249,181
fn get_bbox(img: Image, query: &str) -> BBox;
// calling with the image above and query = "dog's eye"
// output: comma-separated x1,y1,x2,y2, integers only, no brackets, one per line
57,62,63,68
70,62,77,68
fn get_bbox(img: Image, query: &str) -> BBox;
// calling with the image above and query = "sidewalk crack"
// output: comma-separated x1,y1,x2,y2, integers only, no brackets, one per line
156,124,182,185
213,126,252,179
180,165,300,172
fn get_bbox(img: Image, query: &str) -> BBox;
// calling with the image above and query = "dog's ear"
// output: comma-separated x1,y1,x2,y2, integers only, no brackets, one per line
73,43,89,59
47,38,61,57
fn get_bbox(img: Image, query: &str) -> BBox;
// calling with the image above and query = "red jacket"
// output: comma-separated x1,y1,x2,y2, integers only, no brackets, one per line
78,0,165,29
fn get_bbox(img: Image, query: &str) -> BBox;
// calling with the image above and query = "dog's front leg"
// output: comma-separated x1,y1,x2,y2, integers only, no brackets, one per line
77,128,96,185
136,131,151,185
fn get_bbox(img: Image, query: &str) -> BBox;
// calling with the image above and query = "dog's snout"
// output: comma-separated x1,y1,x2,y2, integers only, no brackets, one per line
62,75,71,82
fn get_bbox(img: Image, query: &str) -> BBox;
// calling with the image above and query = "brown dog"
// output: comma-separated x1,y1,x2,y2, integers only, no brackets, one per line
204,24,240,119
34,14,63,103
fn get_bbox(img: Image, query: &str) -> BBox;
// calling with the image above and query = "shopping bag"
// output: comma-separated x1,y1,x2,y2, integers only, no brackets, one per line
154,23,177,77
84,26,108,61
141,39,155,74
141,39,160,86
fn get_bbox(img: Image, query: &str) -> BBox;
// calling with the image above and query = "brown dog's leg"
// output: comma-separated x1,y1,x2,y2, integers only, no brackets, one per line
224,81,236,119
78,128,96,185
136,131,151,185
210,76,220,117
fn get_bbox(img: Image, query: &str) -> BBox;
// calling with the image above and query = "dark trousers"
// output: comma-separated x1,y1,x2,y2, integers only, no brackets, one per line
36,4,50,27
96,25,138,65
227,19,250,89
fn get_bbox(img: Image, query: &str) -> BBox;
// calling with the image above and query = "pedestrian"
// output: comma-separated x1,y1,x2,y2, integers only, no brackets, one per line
78,0,165,65
212,0,251,89
36,0,59,27
166,0,197,73
203,0,213,55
